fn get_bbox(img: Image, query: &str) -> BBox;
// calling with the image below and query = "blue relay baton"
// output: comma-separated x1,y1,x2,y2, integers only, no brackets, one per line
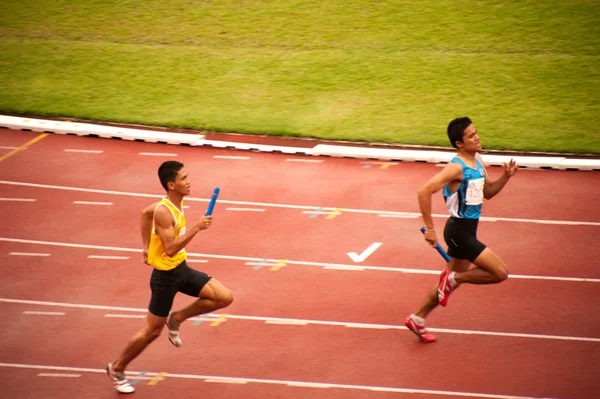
205,187,220,216
420,227,451,263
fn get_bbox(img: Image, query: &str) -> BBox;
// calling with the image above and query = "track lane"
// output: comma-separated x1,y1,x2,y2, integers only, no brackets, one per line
0,302,597,399
0,185,599,279
1,130,599,222
0,243,598,338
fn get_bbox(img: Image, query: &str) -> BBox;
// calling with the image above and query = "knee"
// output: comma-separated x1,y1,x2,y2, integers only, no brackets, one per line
494,266,509,283
144,325,163,341
218,290,234,308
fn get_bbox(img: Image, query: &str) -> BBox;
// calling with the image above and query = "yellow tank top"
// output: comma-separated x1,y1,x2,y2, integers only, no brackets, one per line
148,198,187,271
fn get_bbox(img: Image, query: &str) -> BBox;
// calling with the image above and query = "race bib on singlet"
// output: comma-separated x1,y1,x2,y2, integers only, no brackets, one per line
465,178,484,205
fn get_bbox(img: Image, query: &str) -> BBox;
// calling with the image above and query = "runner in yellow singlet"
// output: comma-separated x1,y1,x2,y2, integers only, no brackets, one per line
107,161,233,394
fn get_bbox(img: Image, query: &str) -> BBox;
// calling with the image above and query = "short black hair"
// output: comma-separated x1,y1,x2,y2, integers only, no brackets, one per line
158,161,184,191
447,117,472,149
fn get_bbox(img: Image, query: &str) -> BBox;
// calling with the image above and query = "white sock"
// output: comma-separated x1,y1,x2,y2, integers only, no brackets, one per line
410,314,425,325
448,271,457,288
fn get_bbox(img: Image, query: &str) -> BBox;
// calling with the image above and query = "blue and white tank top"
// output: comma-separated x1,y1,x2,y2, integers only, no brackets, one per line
443,157,486,219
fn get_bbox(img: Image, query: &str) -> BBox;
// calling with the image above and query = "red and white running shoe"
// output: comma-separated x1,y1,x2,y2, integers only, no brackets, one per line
437,269,455,307
404,316,437,343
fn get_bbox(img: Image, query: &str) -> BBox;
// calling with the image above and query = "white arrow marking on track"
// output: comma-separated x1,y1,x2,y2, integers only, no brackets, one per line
347,242,382,263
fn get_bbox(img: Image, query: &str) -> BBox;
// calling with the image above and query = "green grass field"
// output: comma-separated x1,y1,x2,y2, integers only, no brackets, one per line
0,0,598,153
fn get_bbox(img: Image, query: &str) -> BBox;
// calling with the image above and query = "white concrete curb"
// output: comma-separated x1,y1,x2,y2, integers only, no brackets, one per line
1,114,598,171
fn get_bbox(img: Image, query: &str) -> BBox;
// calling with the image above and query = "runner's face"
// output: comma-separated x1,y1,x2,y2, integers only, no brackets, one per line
460,124,482,152
172,168,191,195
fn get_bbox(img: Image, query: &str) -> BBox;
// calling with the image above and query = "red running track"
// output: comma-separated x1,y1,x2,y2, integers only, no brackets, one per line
0,129,599,399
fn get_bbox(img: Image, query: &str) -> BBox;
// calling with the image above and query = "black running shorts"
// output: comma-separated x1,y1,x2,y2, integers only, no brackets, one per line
443,217,487,263
148,260,212,317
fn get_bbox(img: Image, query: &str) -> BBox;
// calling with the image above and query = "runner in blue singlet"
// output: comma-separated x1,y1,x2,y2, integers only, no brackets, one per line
405,117,518,343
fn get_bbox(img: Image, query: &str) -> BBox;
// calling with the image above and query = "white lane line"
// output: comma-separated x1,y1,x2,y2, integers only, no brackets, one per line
323,265,365,271
87,255,129,260
138,152,178,156
105,313,220,322
265,320,309,325
186,259,209,263
226,207,266,212
285,159,325,163
301,210,341,215
1,180,599,226
213,155,250,160
244,261,280,266
9,252,50,257
72,201,113,205
204,378,248,384
63,149,103,154
104,314,146,319
38,373,81,378
0,362,567,399
23,311,65,316
2,298,598,343
1,237,599,283
0,146,19,150
378,213,419,219
0,198,36,202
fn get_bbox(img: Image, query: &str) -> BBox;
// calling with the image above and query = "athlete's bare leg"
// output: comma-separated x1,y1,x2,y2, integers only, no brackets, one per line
112,312,166,372
170,278,233,324
414,258,470,318
454,248,509,285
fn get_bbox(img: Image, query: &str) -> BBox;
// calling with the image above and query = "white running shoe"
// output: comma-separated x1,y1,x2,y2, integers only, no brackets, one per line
166,311,182,347
106,363,135,394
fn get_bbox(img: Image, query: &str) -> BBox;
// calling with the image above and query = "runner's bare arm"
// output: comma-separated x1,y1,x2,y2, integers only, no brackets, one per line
417,163,463,245
476,155,518,200
154,205,212,257
141,202,159,251
140,201,160,264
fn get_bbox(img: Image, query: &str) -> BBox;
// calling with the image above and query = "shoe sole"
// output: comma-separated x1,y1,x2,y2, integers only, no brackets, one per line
438,270,450,307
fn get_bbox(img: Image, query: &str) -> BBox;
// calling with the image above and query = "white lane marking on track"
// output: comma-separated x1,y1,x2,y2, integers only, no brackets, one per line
213,155,250,160
377,213,419,218
347,242,382,263
87,255,129,260
285,159,324,163
0,198,36,202
359,161,398,165
265,320,309,325
64,149,103,154
9,252,50,257
0,146,19,150
2,180,597,226
72,201,113,205
323,265,365,271
138,152,178,156
226,207,266,212
0,362,570,399
2,298,599,343
23,311,65,316
1,237,599,283
204,378,248,384
38,373,81,378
